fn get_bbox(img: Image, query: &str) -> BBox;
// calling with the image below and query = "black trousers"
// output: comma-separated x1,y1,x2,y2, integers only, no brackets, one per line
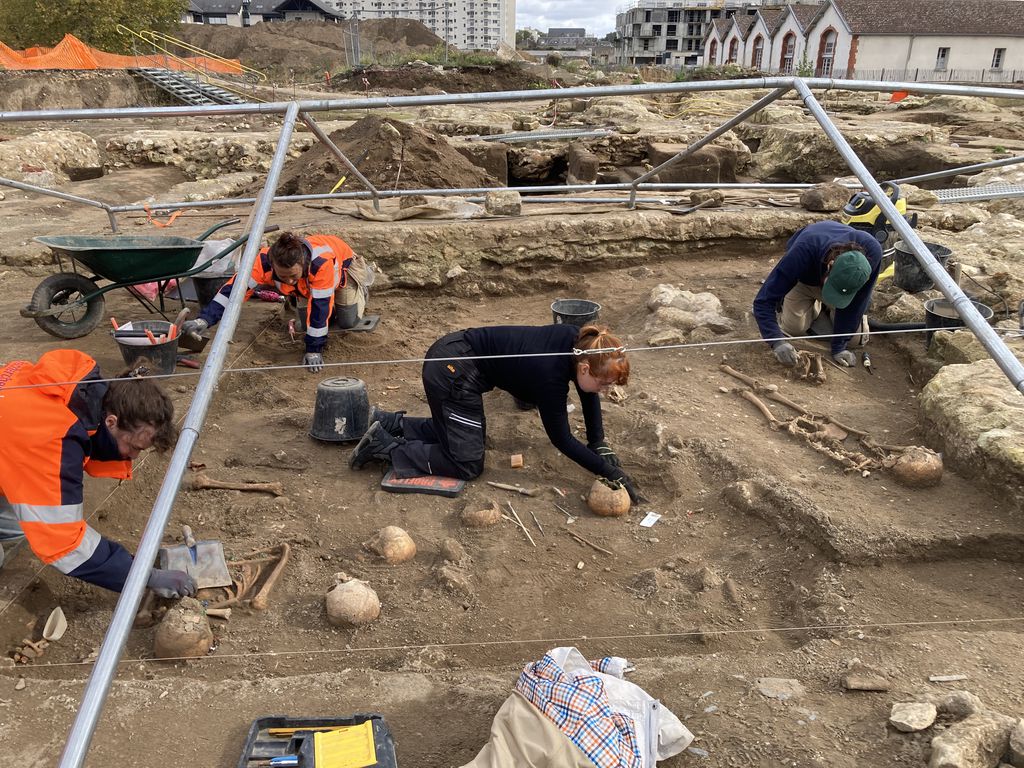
390,331,488,480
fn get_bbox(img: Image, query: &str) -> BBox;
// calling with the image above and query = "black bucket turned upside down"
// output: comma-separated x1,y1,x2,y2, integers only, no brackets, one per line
893,240,952,294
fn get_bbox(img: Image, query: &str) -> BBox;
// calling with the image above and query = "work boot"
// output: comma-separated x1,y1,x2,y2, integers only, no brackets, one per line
368,406,405,437
349,422,405,470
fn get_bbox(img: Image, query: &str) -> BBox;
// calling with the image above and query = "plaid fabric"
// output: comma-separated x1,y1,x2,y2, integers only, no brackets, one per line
515,653,642,768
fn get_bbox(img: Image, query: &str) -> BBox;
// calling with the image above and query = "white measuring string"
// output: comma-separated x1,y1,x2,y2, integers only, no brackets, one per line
0,325,948,392
22,614,1024,669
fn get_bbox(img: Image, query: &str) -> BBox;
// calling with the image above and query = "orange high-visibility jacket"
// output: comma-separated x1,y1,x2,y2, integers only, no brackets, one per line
198,234,354,353
0,350,135,591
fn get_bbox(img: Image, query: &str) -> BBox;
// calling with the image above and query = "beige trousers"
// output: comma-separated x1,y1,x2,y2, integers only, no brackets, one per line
779,282,870,347
336,253,372,317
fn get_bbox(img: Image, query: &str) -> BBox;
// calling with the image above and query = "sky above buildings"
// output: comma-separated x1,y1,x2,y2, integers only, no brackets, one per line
517,0,616,38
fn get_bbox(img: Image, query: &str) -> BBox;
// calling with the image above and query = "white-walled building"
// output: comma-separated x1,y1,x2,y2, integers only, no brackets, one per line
701,0,1024,79
183,0,516,51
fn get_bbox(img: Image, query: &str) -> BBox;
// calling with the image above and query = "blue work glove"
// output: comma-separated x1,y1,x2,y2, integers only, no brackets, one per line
589,440,621,468
833,350,857,367
302,352,324,373
147,568,197,599
180,318,208,340
772,341,798,366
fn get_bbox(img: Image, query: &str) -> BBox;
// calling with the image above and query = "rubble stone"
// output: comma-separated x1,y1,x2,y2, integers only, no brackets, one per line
755,678,805,701
929,712,1016,768
890,702,937,732
800,182,851,212
567,143,600,185
484,190,521,217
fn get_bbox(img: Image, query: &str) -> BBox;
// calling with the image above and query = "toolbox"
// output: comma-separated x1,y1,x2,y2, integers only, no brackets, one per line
237,715,398,768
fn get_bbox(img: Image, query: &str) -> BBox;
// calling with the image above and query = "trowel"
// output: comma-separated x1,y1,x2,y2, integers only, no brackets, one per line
158,525,232,589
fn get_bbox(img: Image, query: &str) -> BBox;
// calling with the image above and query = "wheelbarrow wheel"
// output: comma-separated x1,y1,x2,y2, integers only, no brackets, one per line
29,273,105,339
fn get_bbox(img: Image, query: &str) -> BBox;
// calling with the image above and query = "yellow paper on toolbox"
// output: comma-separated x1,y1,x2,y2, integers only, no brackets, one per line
313,720,377,768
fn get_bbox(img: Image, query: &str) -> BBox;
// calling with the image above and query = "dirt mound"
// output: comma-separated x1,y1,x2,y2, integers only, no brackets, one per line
173,19,442,76
275,115,496,195
332,62,544,94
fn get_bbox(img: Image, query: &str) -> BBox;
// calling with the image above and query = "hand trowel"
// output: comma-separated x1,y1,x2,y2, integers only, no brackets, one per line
158,525,232,589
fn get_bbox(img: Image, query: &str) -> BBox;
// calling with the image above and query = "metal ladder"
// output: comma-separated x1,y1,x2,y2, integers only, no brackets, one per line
129,67,247,106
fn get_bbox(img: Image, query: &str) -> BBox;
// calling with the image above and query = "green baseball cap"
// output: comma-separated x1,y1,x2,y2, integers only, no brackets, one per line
822,250,872,309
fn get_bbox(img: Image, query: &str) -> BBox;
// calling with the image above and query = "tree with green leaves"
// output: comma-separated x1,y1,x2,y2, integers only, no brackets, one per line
0,0,187,53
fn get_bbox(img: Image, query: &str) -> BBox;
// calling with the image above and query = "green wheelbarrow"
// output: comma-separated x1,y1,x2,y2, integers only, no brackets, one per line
22,218,276,339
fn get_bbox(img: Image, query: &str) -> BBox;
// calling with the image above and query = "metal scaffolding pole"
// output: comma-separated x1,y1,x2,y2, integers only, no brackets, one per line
3,77,1022,125
627,87,791,208
893,154,1024,185
56,102,302,768
793,78,1024,396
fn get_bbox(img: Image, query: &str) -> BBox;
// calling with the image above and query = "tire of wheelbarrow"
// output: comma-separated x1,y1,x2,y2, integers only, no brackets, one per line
30,272,105,339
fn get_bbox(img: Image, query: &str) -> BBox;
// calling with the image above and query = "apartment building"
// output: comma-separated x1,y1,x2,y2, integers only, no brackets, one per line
614,0,800,68
330,0,515,50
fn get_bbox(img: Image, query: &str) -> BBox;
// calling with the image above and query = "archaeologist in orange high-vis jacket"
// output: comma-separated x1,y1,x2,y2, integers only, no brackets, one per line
0,350,196,598
181,231,373,373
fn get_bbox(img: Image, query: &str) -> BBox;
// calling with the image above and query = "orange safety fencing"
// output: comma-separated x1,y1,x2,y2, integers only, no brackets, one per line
0,33,241,74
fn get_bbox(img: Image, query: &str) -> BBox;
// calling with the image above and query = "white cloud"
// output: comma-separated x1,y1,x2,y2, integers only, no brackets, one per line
516,0,617,37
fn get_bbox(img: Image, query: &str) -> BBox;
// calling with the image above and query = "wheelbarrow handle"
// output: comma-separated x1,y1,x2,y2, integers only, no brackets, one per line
195,218,242,241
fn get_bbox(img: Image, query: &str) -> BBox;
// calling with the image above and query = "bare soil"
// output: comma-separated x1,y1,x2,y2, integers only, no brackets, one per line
1,161,1023,767
273,115,497,196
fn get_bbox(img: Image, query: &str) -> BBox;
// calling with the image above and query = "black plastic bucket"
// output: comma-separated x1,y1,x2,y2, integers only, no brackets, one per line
114,320,178,376
893,240,952,293
309,376,369,442
924,298,994,344
193,274,232,311
551,298,601,327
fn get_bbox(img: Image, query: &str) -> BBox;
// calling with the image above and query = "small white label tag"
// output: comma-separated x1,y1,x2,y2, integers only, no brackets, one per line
639,512,661,528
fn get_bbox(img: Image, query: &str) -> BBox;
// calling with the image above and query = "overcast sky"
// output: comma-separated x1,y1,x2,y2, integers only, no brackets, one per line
517,0,617,38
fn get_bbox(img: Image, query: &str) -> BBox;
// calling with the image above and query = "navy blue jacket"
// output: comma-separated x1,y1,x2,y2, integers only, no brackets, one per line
753,221,882,355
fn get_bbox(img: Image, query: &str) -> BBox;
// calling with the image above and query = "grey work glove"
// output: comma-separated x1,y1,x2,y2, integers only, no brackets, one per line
147,568,197,599
833,350,857,367
772,341,799,367
302,352,324,373
180,318,208,340
589,440,621,468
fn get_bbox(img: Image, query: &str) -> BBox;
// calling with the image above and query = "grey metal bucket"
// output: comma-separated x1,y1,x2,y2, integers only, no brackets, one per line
551,298,601,327
924,298,994,345
309,376,369,442
893,241,952,293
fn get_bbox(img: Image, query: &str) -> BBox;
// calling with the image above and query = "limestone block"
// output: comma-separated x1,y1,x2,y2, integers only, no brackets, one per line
484,190,521,217
0,129,100,183
567,143,600,185
1007,719,1024,768
920,359,1024,503
928,330,990,365
901,183,940,209
890,702,938,732
645,284,734,334
881,292,927,324
929,712,1016,768
801,182,851,212
690,190,723,207
454,141,509,185
646,142,737,183
936,691,985,719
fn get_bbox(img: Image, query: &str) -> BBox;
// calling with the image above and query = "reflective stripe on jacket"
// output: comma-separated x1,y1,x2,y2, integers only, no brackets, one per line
0,350,134,590
199,234,354,353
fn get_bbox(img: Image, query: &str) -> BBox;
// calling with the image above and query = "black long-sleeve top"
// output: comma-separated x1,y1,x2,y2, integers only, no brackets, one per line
463,324,621,481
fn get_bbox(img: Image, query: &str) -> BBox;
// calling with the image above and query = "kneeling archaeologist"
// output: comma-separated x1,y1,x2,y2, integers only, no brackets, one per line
0,350,195,598
754,220,882,367
181,231,372,373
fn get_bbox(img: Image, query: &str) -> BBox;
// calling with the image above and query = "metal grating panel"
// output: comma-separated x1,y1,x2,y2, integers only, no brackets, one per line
935,183,1024,202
